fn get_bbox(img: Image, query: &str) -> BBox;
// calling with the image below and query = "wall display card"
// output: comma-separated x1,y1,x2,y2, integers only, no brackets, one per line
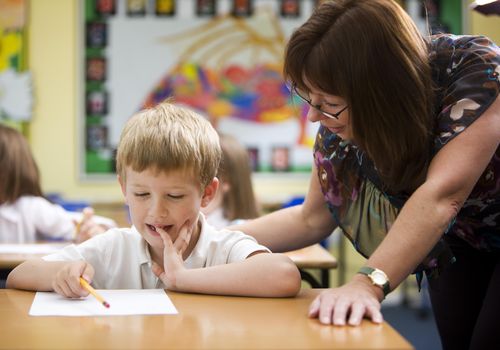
247,147,260,172
127,0,147,16
232,0,253,17
86,125,109,150
96,0,116,16
280,0,300,18
271,146,290,172
29,289,178,316
86,22,107,48
196,0,216,17
86,57,107,82
86,90,108,116
155,0,176,16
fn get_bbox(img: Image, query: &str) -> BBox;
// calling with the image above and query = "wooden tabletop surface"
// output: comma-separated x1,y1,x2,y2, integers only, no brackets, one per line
284,244,337,269
0,288,413,349
0,242,69,269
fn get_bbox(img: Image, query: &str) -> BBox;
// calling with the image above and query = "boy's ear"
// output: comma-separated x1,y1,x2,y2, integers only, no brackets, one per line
201,177,219,208
117,174,127,200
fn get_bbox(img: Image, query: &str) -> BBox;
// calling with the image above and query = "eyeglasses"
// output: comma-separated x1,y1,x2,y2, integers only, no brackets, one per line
290,84,348,120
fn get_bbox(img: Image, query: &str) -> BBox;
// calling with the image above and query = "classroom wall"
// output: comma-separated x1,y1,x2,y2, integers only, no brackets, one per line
28,0,500,204
468,3,500,43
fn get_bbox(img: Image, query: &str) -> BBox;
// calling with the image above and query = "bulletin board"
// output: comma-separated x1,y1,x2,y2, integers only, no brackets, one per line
81,0,321,179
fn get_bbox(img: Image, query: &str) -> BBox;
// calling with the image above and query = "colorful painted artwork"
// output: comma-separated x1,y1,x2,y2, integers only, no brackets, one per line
142,62,309,145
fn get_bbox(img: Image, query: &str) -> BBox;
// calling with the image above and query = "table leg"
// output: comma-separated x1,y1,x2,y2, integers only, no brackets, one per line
299,270,322,288
321,269,330,288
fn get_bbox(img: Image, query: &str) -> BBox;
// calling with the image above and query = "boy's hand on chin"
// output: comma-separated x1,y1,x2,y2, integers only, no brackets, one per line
151,222,193,290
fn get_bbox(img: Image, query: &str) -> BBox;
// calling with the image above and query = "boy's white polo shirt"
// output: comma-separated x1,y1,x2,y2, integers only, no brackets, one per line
43,214,270,289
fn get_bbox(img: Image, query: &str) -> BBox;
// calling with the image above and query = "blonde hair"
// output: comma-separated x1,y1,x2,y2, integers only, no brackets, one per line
0,124,43,204
218,133,260,220
284,0,434,193
116,102,221,188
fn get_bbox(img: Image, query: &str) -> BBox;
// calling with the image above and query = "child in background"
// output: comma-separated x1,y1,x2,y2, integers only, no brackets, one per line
7,102,301,297
0,124,115,243
202,133,260,229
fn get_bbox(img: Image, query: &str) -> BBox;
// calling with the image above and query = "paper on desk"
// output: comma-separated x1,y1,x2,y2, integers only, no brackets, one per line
29,289,178,316
0,243,68,254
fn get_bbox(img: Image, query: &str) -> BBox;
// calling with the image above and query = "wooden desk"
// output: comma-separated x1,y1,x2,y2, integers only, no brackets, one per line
0,289,413,350
0,243,69,270
285,244,337,288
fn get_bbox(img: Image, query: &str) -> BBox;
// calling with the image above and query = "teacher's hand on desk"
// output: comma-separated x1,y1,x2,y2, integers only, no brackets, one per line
308,275,384,326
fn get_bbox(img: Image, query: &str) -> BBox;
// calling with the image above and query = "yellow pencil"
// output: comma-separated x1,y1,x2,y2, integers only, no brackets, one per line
74,219,83,239
74,208,93,239
79,277,110,308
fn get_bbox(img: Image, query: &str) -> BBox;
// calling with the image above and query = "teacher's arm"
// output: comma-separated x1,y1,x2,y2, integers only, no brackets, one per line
230,165,337,252
319,95,500,326
367,95,500,295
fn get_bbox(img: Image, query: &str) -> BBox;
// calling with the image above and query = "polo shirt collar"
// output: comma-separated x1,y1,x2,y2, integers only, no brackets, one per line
131,225,153,266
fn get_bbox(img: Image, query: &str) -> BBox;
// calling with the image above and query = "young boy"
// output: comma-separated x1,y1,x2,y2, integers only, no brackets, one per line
6,102,301,298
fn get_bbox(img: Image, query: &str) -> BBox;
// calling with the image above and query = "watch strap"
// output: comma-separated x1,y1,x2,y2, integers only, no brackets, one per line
358,266,391,297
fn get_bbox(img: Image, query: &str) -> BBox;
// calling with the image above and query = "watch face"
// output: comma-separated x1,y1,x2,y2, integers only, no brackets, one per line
372,271,387,285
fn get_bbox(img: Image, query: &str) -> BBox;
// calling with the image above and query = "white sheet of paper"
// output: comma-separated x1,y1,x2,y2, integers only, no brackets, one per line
0,243,67,254
29,289,178,316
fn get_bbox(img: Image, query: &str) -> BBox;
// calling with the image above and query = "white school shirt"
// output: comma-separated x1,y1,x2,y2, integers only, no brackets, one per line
43,213,270,289
204,207,231,229
0,196,116,243
0,196,76,243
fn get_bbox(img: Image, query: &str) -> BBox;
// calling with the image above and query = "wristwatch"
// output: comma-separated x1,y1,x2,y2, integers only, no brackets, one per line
358,267,391,298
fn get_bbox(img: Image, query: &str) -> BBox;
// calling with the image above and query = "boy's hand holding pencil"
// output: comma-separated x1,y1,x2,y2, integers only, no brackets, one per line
52,261,96,298
50,260,110,308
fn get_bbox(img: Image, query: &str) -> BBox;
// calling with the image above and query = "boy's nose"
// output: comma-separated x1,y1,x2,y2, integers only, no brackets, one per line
150,200,168,218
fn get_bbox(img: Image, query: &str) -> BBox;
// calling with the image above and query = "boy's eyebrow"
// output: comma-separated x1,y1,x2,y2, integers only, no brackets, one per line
128,183,148,188
128,183,188,191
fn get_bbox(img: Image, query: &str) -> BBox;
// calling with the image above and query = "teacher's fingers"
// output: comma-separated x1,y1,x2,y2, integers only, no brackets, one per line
318,296,337,325
347,300,383,325
309,292,337,325
308,295,321,318
363,303,383,324
330,299,350,326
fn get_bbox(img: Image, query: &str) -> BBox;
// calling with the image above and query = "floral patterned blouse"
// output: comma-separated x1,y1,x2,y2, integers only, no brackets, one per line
313,35,500,275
